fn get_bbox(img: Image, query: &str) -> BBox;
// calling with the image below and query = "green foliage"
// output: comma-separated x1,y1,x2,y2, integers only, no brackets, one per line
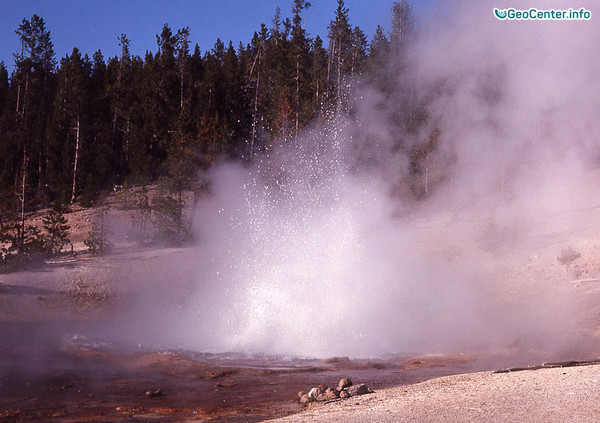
0,222,47,271
42,203,71,255
0,223,19,261
115,182,132,209
151,181,192,245
83,230,109,255
84,208,110,254
25,225,47,256
0,202,71,271
1,3,433,213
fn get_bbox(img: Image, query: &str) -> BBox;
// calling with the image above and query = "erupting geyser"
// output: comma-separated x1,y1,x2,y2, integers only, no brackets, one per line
119,0,600,359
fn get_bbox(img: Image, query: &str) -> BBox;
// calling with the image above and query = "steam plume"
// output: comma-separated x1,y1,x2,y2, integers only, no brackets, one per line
122,0,599,358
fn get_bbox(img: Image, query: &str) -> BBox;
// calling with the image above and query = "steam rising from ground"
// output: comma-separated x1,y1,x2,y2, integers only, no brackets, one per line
127,0,600,358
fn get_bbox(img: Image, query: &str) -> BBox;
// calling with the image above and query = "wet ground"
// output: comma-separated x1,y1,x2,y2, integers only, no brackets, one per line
0,320,560,422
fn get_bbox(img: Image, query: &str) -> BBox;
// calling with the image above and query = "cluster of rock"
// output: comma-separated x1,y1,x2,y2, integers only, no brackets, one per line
298,378,373,404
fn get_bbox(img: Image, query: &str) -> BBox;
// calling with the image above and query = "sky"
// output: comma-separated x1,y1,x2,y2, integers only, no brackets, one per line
0,0,436,71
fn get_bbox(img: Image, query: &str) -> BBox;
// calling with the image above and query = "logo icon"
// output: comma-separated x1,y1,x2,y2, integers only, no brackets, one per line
494,8,508,19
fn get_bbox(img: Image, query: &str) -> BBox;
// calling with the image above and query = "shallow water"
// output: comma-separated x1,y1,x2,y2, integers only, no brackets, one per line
0,319,571,422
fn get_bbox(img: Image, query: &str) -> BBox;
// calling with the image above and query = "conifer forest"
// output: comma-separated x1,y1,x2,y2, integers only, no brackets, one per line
0,1,426,258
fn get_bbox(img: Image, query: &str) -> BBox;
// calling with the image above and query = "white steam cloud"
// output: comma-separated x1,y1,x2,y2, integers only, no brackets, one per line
121,0,600,358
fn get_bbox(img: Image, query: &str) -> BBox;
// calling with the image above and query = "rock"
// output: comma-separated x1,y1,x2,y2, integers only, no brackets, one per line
324,356,351,364
339,389,351,398
298,391,306,398
308,387,320,400
145,388,162,398
347,383,370,396
299,394,311,404
316,391,339,401
337,377,353,390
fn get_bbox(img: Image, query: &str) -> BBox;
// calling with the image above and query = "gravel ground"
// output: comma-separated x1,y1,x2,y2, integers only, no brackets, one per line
266,364,600,422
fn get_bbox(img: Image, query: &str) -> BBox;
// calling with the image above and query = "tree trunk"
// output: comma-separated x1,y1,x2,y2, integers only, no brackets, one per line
15,81,21,121
315,73,320,110
180,65,184,111
19,147,27,255
112,55,123,151
250,48,261,157
38,145,43,201
15,40,24,121
251,72,259,157
295,55,300,140
327,38,334,103
22,73,30,121
71,116,80,204
125,118,130,164
336,37,342,114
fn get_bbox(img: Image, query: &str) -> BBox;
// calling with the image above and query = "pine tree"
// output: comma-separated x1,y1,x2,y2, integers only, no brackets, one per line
274,88,294,143
188,44,205,122
14,15,56,207
48,48,92,204
0,63,8,121
109,34,137,181
176,27,190,112
0,62,14,206
42,202,71,255
390,0,416,57
84,206,110,253
80,50,113,204
327,0,352,113
291,0,312,139
247,26,268,156
350,26,368,77
222,40,247,151
152,179,191,245
368,25,391,91
261,8,295,143
310,36,328,121
12,15,56,252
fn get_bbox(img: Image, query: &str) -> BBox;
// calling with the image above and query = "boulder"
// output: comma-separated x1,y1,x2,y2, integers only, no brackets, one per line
339,389,351,398
308,387,321,400
316,390,339,401
346,383,370,396
337,377,353,390
299,394,311,404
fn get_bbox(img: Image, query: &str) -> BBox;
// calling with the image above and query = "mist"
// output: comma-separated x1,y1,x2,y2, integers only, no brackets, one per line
115,0,600,359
